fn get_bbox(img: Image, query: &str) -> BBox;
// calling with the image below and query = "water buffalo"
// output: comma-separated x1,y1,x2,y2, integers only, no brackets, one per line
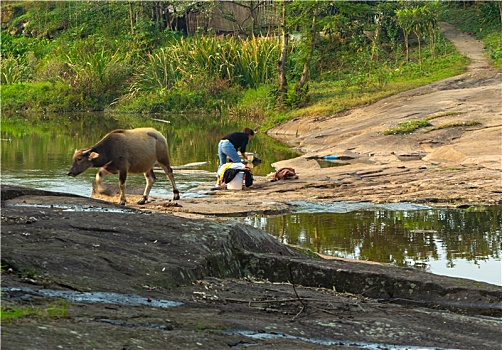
68,127,180,205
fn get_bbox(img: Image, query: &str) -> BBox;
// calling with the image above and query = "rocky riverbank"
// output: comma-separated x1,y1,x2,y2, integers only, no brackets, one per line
2,186,502,349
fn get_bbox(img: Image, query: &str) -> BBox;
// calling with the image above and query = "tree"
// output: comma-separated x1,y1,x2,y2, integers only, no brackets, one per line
411,6,424,69
395,7,414,62
424,1,440,60
277,0,289,94
228,0,268,36
296,0,319,95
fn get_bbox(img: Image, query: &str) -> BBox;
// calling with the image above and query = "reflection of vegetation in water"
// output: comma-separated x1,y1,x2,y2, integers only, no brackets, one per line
0,112,299,177
317,160,350,168
1,113,126,174
246,207,502,266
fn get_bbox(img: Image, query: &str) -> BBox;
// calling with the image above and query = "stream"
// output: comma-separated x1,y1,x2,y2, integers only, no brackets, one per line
2,112,501,286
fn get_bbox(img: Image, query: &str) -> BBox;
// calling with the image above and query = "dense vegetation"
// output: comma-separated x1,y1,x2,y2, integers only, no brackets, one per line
1,1,500,130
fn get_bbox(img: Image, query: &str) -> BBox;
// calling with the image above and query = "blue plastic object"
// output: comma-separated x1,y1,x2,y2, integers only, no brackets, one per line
324,155,338,160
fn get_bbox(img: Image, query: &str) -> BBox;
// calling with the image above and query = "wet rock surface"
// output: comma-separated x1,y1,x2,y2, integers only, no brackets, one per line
2,186,502,350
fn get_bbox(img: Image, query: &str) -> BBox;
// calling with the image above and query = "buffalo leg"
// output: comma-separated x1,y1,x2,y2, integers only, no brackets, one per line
95,168,110,194
138,169,156,205
158,160,180,200
118,171,128,205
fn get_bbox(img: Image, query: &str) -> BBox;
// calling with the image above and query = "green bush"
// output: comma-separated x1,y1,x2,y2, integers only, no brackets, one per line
485,32,502,67
63,38,132,110
1,55,31,84
0,82,77,112
230,85,275,122
131,36,279,94
114,80,243,115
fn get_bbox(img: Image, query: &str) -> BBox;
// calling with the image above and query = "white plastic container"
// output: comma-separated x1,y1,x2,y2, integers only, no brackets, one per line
227,171,244,190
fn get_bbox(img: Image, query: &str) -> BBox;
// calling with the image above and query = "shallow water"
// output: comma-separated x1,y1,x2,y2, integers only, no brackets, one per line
1,167,216,199
0,112,293,198
224,329,461,350
3,286,183,308
2,113,501,285
4,202,140,213
240,201,502,286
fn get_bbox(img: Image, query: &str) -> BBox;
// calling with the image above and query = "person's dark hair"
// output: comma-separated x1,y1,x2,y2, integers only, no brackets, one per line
243,127,254,136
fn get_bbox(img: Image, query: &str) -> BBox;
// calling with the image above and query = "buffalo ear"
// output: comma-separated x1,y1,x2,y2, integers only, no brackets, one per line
88,152,100,160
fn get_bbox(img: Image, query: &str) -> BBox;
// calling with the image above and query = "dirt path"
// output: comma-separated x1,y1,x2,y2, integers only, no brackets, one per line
122,22,501,218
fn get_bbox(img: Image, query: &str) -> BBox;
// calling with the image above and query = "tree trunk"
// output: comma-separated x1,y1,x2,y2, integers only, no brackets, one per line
404,33,409,61
499,1,502,24
277,0,288,94
129,1,135,35
417,32,422,70
296,2,317,94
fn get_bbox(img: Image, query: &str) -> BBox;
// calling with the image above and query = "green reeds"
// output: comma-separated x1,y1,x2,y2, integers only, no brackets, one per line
1,56,31,85
132,36,280,93
64,39,130,108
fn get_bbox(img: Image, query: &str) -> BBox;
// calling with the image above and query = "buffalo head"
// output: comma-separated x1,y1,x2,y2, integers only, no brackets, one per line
67,149,100,177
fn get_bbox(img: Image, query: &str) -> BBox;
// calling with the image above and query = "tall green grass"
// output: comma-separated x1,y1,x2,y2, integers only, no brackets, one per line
64,39,131,109
1,300,68,321
131,36,280,94
1,56,31,85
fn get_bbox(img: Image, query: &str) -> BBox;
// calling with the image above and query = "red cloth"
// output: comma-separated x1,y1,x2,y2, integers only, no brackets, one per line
271,167,298,182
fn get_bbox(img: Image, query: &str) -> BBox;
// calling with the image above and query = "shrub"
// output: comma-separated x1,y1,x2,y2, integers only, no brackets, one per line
1,82,79,112
63,38,132,110
1,55,31,84
131,36,280,94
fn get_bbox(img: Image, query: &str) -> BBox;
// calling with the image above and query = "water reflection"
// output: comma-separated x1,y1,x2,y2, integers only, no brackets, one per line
241,203,502,286
2,112,501,285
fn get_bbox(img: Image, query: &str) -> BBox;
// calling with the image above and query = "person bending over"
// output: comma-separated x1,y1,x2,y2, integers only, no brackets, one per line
217,127,254,173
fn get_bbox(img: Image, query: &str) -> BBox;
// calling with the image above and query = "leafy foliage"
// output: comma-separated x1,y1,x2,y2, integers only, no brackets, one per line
0,1,498,118
131,36,279,93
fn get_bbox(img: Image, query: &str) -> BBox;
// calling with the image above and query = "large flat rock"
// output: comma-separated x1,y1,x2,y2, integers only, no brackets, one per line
2,186,502,350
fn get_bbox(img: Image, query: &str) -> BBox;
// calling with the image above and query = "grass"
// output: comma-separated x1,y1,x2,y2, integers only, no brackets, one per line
425,111,465,120
427,120,481,132
1,300,68,321
1,82,75,112
484,31,502,68
261,39,470,131
383,120,432,135
382,110,480,135
429,167,465,172
131,36,279,93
